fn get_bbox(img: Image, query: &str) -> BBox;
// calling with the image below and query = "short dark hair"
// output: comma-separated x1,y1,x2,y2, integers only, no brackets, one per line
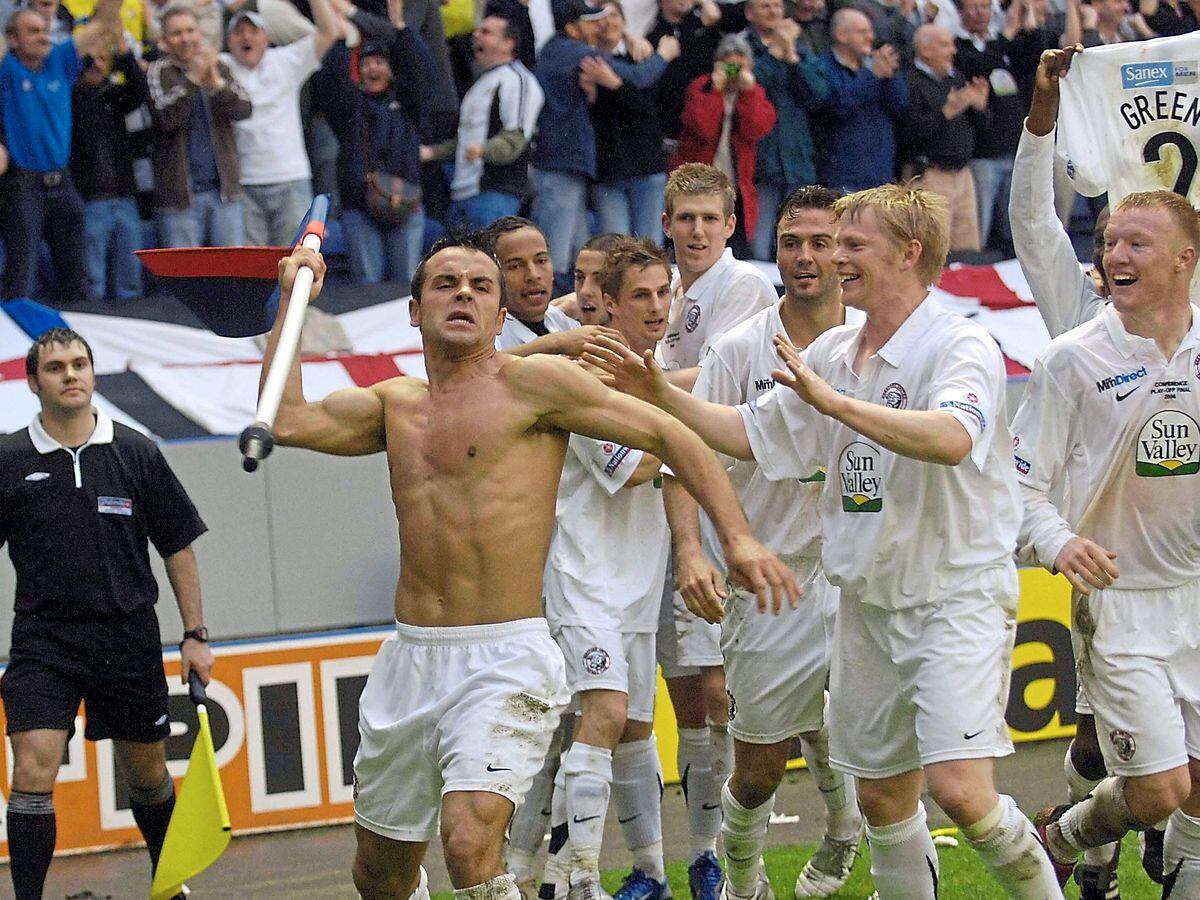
483,12,521,43
159,3,199,31
579,232,626,256
411,230,509,309
479,216,544,253
775,185,843,230
598,237,671,298
26,327,94,377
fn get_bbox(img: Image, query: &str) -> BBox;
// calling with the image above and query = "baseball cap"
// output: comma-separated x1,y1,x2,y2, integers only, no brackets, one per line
551,0,610,32
359,39,389,60
227,9,268,34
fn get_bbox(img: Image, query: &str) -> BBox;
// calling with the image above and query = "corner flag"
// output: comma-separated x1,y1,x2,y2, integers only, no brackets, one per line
149,674,232,900
135,195,331,338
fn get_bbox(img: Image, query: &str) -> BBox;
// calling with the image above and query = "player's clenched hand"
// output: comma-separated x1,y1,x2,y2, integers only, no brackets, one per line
723,535,801,614
771,333,839,414
582,335,670,404
278,247,327,303
675,551,728,623
1035,45,1081,94
180,638,215,686
1054,536,1118,595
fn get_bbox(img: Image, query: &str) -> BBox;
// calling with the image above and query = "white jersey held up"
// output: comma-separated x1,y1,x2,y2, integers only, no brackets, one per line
738,297,1021,609
1058,33,1200,207
1012,304,1200,587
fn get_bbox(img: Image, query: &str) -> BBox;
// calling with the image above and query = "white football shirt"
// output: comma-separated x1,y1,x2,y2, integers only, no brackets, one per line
660,249,777,370
1058,33,1200,207
495,304,577,351
1012,304,1200,587
693,301,865,566
738,296,1021,610
544,435,669,633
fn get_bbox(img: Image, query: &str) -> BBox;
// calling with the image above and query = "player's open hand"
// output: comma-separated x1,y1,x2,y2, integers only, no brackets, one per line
675,551,729,623
582,335,669,405
555,325,626,359
771,333,839,413
1054,536,1118,595
723,535,801,614
278,246,327,303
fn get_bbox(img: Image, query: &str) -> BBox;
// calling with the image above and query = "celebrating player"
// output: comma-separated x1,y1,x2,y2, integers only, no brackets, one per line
661,186,865,900
1016,190,1200,896
259,238,797,900
586,184,1065,900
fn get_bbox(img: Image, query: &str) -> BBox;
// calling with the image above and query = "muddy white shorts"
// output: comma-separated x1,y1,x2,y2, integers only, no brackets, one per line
657,560,724,678
353,618,570,842
723,559,837,744
1074,579,1200,777
829,569,1017,779
553,624,657,723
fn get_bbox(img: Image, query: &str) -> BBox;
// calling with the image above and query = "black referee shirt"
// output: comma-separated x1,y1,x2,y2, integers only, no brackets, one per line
0,410,208,619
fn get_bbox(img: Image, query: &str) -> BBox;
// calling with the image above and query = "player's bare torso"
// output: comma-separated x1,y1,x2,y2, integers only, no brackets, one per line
378,356,568,629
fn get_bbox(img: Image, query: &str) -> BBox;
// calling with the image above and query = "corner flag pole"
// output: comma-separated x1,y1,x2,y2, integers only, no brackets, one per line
239,194,330,472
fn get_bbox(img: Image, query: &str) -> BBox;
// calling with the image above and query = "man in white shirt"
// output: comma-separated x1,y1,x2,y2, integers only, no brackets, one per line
222,0,340,246
662,186,865,900
545,238,675,900
586,184,1065,900
656,163,778,900
1016,190,1200,897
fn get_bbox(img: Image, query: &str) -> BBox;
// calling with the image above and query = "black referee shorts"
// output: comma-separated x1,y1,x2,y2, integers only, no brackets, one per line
1,607,171,743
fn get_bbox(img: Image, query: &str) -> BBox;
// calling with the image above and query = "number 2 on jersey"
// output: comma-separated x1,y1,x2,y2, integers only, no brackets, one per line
1143,132,1199,198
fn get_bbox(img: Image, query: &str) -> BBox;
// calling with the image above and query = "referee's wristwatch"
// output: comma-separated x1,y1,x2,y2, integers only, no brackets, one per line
181,626,209,645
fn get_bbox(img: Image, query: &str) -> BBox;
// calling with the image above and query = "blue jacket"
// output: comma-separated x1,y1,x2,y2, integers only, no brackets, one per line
532,34,666,179
813,51,909,192
745,30,829,189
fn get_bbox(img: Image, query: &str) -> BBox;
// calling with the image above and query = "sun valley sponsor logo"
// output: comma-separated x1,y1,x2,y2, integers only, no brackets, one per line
1096,365,1148,395
839,441,883,512
1136,410,1199,477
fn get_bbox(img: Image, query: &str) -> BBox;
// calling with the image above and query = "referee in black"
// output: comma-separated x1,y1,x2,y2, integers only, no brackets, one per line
0,327,215,900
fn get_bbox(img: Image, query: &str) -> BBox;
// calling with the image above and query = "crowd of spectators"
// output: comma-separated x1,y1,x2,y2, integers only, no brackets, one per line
0,0,1188,304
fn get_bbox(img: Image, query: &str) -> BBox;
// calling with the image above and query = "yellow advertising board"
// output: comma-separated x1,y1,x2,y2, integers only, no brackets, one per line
0,569,1077,858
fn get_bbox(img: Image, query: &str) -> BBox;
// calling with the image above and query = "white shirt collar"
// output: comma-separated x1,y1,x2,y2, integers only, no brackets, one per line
683,248,736,303
29,407,114,455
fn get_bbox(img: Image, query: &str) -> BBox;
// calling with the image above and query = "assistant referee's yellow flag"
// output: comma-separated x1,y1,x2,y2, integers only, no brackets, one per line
150,706,231,900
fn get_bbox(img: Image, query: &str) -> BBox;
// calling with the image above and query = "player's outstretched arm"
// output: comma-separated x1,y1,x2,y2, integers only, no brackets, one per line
583,335,754,460
663,475,728,623
261,248,387,455
518,355,799,614
772,335,972,465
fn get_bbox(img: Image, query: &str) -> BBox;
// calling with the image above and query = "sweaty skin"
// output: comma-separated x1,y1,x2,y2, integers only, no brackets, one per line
260,247,798,629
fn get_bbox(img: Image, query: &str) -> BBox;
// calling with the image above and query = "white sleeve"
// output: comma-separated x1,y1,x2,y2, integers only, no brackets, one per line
693,346,746,469
1010,358,1077,570
1010,126,1105,338
498,70,544,137
569,434,646,495
277,36,321,80
927,330,1006,471
737,384,825,481
698,275,776,362
1055,56,1112,199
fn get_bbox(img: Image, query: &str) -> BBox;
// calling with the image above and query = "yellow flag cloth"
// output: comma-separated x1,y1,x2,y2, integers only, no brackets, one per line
150,706,232,900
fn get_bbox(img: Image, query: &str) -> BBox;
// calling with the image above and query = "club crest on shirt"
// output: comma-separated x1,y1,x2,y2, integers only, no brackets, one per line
685,305,701,333
1109,728,1136,762
1135,411,1199,477
1193,351,1200,381
582,646,611,675
881,382,908,409
838,441,883,513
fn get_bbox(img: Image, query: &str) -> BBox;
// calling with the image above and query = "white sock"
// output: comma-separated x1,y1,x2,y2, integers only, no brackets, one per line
612,738,665,880
1164,808,1200,897
800,724,861,842
720,778,773,898
562,742,613,884
678,727,721,857
406,866,430,900
454,873,520,900
1063,744,1117,868
709,719,734,790
509,727,565,877
865,803,939,900
541,767,570,899
1050,776,1142,861
961,794,1064,898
